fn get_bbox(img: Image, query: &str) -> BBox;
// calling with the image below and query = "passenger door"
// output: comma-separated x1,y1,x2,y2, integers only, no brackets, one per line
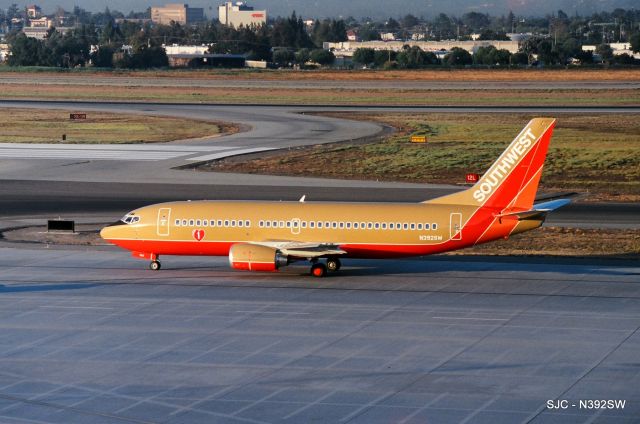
450,212,462,241
157,208,171,236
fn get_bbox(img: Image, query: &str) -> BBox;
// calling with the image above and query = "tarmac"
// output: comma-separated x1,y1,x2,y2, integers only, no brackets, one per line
0,247,638,424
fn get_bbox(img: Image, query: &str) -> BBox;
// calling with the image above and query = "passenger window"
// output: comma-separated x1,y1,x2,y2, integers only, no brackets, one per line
217,220,222,227
433,223,438,230
238,221,243,227
389,223,394,230
396,222,401,230
346,222,351,229
410,223,415,230
245,220,251,227
189,219,194,226
381,223,387,230
224,220,229,227
367,222,373,229
403,223,408,230
272,220,277,227
325,221,330,228
302,221,307,228
310,221,315,228
353,222,359,229
361,222,366,229
418,223,423,230
317,222,322,228
182,219,187,226
259,220,264,228
210,220,215,227
339,222,344,229
196,220,201,226
175,219,180,226
424,223,430,230
286,221,291,228
332,222,337,229
265,221,271,228
374,223,380,229
203,220,208,227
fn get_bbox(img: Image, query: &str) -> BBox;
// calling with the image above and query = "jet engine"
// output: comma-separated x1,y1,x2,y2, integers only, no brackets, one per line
229,243,289,272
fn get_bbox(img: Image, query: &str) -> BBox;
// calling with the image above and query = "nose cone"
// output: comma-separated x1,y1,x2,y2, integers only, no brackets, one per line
100,221,126,242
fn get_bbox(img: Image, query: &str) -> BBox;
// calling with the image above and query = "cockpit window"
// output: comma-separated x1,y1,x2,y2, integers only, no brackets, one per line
121,213,140,224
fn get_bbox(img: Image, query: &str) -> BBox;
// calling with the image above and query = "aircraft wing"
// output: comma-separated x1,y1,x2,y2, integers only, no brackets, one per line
496,198,571,222
255,240,347,259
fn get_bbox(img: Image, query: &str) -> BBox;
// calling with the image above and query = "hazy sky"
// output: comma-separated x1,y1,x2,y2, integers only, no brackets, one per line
2,0,636,19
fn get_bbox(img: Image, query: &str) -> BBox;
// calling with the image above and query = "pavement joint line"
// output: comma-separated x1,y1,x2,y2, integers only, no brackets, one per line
524,323,640,424
0,392,157,424
397,391,449,424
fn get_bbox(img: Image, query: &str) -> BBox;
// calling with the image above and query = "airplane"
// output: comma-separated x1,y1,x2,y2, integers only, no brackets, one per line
100,117,570,277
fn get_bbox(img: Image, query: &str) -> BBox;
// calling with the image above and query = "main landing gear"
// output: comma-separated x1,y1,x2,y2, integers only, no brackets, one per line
310,258,342,278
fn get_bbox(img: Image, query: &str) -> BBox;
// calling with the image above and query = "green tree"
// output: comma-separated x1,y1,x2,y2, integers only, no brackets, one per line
91,45,114,67
595,43,614,62
461,12,490,30
477,29,509,40
309,49,335,66
443,47,472,66
352,47,375,65
272,48,294,65
396,45,434,68
510,52,529,65
373,50,396,67
294,48,310,64
8,33,44,66
630,33,640,53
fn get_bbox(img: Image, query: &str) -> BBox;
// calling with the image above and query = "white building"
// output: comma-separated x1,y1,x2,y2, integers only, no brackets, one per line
582,43,639,59
324,40,520,57
163,44,212,55
218,2,266,28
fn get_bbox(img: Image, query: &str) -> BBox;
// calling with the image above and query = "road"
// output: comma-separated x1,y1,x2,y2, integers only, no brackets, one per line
2,74,640,90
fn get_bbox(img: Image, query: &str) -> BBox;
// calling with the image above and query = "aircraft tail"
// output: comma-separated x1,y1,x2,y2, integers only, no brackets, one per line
425,118,557,212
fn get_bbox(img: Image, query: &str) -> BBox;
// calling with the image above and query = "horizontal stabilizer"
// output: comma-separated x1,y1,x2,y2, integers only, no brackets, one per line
495,198,571,222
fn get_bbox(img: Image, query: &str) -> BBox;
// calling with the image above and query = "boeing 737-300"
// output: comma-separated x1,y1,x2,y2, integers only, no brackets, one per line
100,117,570,277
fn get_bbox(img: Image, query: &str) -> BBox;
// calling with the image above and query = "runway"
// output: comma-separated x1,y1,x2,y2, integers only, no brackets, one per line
0,247,638,424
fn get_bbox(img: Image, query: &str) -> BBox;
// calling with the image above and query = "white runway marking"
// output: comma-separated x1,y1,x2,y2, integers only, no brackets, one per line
0,144,271,162
186,147,276,161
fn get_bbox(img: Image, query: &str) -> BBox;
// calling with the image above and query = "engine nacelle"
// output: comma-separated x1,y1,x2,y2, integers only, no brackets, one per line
229,243,288,272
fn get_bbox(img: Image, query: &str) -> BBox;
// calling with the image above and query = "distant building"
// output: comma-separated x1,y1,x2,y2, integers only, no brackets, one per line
218,2,266,28
23,17,61,39
379,32,396,41
0,43,9,62
324,40,520,57
583,43,640,59
151,3,204,25
346,30,359,42
26,5,42,19
28,17,52,28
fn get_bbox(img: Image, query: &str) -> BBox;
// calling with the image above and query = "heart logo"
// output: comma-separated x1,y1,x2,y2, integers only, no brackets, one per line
192,229,205,241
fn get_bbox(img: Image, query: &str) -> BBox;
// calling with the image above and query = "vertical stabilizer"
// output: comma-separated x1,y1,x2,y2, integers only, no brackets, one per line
425,118,556,212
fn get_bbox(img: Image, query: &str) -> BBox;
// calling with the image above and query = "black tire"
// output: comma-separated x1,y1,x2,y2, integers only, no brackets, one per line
310,263,327,278
150,261,161,271
326,258,342,272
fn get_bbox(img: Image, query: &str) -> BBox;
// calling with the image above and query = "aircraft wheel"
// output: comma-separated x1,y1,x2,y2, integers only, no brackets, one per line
150,260,161,271
326,258,341,272
310,263,327,278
